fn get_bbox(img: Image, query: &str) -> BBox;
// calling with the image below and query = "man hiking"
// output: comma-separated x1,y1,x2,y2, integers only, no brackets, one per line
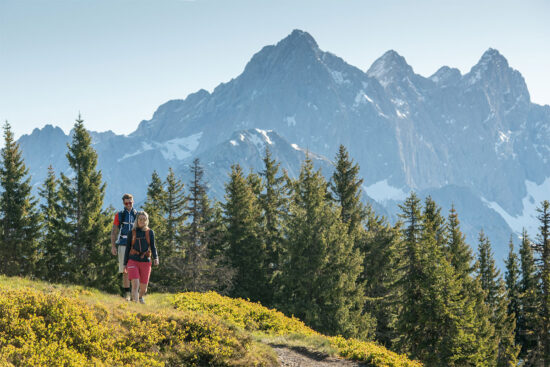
111,193,137,300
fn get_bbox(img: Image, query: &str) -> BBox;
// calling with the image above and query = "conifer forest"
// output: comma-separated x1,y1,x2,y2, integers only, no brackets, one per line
3,117,550,366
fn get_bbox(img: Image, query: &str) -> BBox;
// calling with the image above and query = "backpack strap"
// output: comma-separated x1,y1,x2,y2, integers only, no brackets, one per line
118,211,124,228
129,229,152,259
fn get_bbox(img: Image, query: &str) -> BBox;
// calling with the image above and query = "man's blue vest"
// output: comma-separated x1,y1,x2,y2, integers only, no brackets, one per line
116,208,137,245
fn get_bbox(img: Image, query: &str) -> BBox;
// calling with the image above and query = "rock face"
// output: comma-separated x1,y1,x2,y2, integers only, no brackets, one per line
18,30,550,262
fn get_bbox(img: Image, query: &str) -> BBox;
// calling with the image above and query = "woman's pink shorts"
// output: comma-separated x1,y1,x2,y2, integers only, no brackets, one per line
126,259,152,284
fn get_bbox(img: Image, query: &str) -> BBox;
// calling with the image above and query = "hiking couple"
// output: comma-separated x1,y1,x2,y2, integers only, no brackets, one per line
111,194,159,303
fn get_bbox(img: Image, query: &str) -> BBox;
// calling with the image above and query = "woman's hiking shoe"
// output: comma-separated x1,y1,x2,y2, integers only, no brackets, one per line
139,297,145,304
125,292,131,301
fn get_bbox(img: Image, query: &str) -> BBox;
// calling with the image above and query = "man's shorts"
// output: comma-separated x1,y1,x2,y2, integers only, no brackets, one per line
118,245,127,273
126,259,152,284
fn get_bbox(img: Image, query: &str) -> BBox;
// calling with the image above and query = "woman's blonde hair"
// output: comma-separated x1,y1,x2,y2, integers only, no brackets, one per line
133,211,149,231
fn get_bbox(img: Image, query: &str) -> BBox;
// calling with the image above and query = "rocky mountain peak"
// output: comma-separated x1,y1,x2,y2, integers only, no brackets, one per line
430,66,462,85
464,48,530,103
478,48,509,69
242,30,321,77
366,50,414,87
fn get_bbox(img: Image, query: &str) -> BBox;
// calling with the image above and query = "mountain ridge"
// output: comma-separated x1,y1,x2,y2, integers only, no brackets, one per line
17,30,550,263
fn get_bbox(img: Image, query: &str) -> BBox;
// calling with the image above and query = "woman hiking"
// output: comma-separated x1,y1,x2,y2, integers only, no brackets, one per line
124,211,159,303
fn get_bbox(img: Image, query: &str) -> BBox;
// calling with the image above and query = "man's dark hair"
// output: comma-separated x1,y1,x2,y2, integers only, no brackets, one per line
122,193,133,201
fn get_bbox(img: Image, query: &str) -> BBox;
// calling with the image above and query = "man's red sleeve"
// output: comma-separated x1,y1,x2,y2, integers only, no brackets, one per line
113,213,119,226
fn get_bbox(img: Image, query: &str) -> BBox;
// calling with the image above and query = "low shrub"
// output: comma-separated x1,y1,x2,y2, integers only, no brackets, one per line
0,287,276,366
172,291,421,367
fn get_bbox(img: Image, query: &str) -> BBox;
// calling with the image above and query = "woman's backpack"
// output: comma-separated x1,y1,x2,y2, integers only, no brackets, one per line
129,228,152,259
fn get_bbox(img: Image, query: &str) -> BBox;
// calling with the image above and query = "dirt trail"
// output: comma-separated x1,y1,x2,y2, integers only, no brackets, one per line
271,345,365,367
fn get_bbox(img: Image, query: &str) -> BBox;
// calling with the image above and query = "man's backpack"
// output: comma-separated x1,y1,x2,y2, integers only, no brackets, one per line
129,228,152,259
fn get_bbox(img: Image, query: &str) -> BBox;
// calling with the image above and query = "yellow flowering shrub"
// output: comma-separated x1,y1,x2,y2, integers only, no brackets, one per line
329,336,422,367
173,292,314,335
0,287,276,367
172,291,421,367
0,288,160,366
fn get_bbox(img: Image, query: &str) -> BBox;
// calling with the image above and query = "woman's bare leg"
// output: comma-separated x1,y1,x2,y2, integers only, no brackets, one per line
139,283,148,299
131,279,140,302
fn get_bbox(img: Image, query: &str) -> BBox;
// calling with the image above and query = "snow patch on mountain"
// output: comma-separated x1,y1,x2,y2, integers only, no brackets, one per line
118,142,154,162
330,70,350,85
482,177,550,236
353,90,374,107
255,128,273,145
160,132,203,160
363,180,409,203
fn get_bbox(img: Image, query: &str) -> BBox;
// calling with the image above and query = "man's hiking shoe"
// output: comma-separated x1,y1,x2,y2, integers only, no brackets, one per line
139,297,145,304
125,292,131,301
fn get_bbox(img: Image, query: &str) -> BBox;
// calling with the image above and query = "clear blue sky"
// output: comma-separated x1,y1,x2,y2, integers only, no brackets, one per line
1,0,549,139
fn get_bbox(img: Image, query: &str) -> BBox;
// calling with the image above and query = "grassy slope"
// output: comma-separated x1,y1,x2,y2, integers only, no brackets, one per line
0,276,420,367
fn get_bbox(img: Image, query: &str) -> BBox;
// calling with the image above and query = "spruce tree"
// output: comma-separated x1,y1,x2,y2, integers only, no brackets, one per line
329,145,365,235
258,147,288,306
396,192,424,356
163,167,187,257
446,207,496,366
155,167,188,292
447,205,474,279
142,170,167,244
477,231,520,366
0,121,42,277
144,170,169,290
517,229,539,360
38,166,66,282
397,195,494,365
58,116,114,290
534,200,550,365
505,237,521,340
361,208,403,347
223,164,267,302
280,157,369,339
181,158,229,292
423,196,447,249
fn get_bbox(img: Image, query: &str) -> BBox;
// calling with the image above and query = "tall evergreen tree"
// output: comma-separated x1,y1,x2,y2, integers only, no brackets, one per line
144,170,170,290
163,167,187,257
58,116,114,290
329,145,365,235
38,166,66,282
423,196,447,250
447,205,474,279
477,231,520,366
280,157,369,339
505,237,521,339
534,200,550,365
181,158,230,292
517,229,539,361
361,208,403,347
397,195,495,365
0,121,42,277
223,164,267,302
396,192,424,356
142,170,167,244
258,147,288,306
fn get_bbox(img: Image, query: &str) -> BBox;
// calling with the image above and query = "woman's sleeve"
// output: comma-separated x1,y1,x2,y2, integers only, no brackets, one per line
150,230,159,260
